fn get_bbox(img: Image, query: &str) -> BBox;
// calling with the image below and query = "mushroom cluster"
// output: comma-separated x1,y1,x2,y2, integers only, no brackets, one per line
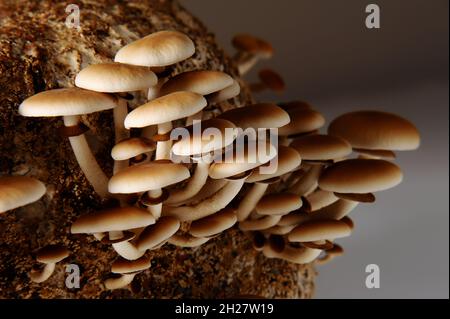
10,30,420,291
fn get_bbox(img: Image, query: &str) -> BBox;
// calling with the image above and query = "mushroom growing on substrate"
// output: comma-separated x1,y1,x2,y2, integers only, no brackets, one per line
105,255,151,290
249,69,286,94
19,88,118,198
0,176,46,213
29,245,69,283
111,137,156,168
232,33,274,75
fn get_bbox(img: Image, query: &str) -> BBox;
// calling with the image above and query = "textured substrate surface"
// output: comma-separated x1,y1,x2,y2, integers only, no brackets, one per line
0,0,315,298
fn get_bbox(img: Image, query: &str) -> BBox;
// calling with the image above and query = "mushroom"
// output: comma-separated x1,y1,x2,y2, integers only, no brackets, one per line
159,70,234,124
315,244,344,265
114,30,196,99
136,216,180,251
328,111,420,156
239,216,282,232
231,33,274,75
162,141,277,221
166,118,237,205
111,137,156,168
29,245,69,283
288,219,352,249
237,145,301,221
0,176,46,213
278,101,325,146
167,233,211,248
108,162,190,220
206,79,241,112
303,189,339,213
124,91,207,160
318,159,403,200
262,241,322,264
290,134,352,164
75,62,158,173
255,193,303,216
249,69,285,94
289,164,323,196
105,255,151,290
71,206,155,260
189,207,237,238
19,88,118,197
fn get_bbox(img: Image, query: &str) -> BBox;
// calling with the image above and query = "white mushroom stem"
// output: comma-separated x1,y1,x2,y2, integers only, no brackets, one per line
181,178,228,206
168,234,210,247
29,263,56,283
113,98,130,175
165,161,210,206
163,179,244,221
112,240,145,261
104,273,136,290
239,215,281,231
147,78,166,100
155,122,173,160
289,164,322,196
63,115,109,198
146,188,163,219
237,183,268,221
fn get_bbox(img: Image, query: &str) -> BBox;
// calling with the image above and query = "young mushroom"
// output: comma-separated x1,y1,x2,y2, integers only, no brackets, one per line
0,176,46,213
167,233,211,248
106,255,151,290
237,145,302,221
249,69,286,94
108,162,190,220
71,206,155,260
315,244,344,265
111,137,156,169
114,30,196,99
189,207,237,238
262,241,322,264
287,219,352,250
231,33,274,75
166,118,237,205
328,111,420,157
136,216,180,251
29,244,69,283
206,79,241,112
124,91,207,160
19,88,118,198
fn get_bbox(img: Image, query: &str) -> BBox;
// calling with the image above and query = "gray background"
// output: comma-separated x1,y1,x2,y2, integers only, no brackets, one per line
182,0,449,298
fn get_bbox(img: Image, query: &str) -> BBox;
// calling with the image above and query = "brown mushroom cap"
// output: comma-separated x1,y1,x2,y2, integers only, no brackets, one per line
71,206,156,234
246,145,301,183
328,111,420,151
114,30,195,67
108,162,190,194
0,176,46,213
232,33,274,58
124,91,207,129
256,193,302,216
19,88,118,117
36,245,69,264
111,255,151,274
207,80,241,104
288,219,352,242
209,141,278,179
111,137,156,161
218,103,290,130
160,70,234,96
171,118,237,156
278,104,325,136
75,62,157,93
258,69,285,92
189,207,237,237
135,216,180,251
290,134,352,161
318,159,403,193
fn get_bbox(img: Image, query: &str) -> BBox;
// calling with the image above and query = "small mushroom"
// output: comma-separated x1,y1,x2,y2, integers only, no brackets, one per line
303,189,339,213
262,242,322,264
255,193,303,216
105,255,151,290
19,88,118,197
168,233,211,247
124,91,207,160
166,118,237,205
189,207,237,238
290,134,352,163
231,34,274,75
111,137,156,169
136,216,180,251
249,69,285,94
287,219,352,245
0,176,46,213
29,245,69,283
108,162,190,219
315,244,344,265
206,79,241,112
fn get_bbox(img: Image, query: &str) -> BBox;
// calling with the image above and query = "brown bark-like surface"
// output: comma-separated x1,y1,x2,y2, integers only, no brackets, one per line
0,0,315,298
